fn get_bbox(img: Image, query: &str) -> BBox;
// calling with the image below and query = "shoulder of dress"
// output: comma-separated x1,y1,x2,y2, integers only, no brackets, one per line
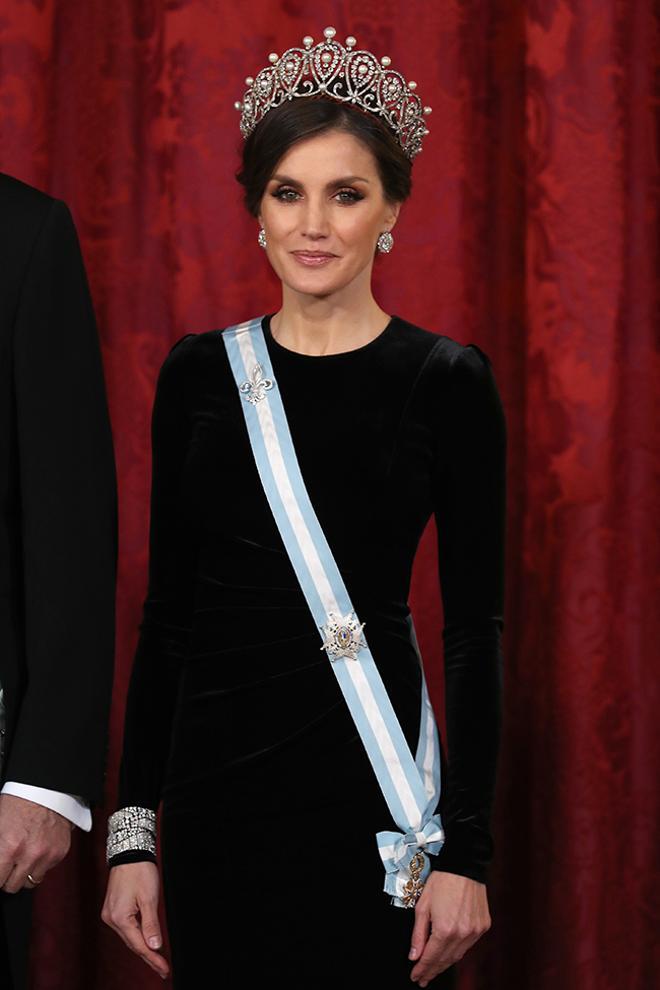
421,332,494,380
393,316,469,368
167,331,197,356
437,341,503,421
157,327,238,396
155,330,206,390
162,327,223,364
171,318,272,363
458,341,494,369
158,331,198,376
446,342,497,387
398,316,491,367
395,326,499,410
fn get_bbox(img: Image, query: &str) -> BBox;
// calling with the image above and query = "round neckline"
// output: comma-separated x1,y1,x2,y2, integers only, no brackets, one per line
262,312,399,360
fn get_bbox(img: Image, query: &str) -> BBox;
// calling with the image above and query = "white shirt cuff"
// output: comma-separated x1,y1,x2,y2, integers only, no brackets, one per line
1,782,93,832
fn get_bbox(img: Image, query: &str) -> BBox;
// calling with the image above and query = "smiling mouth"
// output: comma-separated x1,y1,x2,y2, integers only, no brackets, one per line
291,251,338,266
292,251,337,258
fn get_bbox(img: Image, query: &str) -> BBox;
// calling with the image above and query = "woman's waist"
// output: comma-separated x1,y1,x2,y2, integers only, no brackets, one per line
178,616,425,740
194,534,411,611
187,591,415,664
168,630,427,792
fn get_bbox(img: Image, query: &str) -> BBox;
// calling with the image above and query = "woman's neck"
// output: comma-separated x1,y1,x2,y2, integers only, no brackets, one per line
269,301,392,357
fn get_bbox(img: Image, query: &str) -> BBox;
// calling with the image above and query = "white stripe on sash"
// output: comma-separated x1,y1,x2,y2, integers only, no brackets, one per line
221,316,445,908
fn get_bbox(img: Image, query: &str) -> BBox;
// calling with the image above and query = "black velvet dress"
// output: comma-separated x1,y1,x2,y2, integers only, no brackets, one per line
109,312,506,989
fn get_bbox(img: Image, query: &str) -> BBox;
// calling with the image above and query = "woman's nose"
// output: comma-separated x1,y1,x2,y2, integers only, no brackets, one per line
299,198,330,236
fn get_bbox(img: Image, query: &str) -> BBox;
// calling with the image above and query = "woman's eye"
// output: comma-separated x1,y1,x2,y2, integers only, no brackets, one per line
336,189,363,203
273,188,298,202
271,187,363,204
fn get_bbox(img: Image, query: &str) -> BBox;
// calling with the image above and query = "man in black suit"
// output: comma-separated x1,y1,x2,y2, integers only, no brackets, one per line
0,172,117,988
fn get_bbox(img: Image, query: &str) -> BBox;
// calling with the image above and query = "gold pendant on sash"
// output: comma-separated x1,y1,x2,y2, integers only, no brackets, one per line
401,851,426,908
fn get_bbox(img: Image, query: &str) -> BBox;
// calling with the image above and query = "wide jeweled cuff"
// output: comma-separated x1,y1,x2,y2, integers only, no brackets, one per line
106,806,157,862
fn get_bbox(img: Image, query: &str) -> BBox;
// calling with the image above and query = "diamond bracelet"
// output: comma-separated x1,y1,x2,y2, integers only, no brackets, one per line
106,806,157,862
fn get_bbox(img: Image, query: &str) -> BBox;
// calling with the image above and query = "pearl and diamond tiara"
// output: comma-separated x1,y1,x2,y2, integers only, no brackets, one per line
234,26,432,161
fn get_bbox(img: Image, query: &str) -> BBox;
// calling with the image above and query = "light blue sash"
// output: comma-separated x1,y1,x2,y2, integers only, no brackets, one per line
221,316,445,907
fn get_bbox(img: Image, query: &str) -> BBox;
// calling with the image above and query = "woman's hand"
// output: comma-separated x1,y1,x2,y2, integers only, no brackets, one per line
407,871,491,986
101,861,170,980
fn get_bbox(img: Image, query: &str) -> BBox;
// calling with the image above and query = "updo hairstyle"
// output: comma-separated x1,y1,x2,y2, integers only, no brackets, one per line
235,96,413,225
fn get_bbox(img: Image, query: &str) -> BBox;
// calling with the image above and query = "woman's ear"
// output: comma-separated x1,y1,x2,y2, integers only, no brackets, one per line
386,201,402,230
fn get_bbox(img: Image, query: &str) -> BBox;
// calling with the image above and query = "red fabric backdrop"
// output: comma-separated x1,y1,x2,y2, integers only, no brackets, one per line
1,2,658,987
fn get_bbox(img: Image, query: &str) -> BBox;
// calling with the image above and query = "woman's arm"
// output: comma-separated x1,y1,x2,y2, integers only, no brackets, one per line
107,332,197,867
429,342,507,886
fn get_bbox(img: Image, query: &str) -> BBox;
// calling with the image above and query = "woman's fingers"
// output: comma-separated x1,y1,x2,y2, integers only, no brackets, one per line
410,927,461,986
408,900,431,962
137,892,164,951
115,912,170,979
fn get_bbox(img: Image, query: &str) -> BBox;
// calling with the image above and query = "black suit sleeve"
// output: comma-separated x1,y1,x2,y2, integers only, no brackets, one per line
429,343,507,884
8,198,117,805
107,334,198,867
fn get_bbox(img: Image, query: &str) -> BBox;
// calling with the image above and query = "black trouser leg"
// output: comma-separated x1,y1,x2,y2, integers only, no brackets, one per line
0,889,33,990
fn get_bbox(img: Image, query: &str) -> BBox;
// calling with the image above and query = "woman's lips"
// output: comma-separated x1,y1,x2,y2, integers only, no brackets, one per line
291,252,337,267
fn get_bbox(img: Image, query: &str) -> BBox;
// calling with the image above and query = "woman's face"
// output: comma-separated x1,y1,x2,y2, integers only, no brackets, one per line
257,128,401,299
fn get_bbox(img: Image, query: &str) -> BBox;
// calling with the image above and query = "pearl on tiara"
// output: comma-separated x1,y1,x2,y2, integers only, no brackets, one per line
233,26,432,160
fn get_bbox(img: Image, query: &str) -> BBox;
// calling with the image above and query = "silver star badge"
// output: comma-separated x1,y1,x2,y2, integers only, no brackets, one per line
320,610,367,661
239,362,274,404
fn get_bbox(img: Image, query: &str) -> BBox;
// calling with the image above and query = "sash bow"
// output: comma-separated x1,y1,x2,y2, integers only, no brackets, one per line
377,813,445,904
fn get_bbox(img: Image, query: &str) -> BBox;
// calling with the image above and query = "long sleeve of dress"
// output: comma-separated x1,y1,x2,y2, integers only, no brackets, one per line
428,343,507,885
108,333,197,867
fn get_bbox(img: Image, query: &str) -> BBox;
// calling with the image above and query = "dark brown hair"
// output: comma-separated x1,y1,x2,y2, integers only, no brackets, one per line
234,96,413,218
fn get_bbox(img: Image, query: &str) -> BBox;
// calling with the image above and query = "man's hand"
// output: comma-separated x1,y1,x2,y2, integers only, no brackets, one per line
408,871,491,986
0,793,74,893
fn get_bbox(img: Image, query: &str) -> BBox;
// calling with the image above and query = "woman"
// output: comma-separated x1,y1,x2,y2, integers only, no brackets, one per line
102,27,506,990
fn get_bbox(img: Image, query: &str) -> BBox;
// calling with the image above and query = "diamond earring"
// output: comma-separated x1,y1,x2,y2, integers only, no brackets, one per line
377,231,394,253
258,227,267,249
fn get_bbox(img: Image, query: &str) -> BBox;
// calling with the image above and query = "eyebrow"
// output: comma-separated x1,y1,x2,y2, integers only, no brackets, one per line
270,174,371,187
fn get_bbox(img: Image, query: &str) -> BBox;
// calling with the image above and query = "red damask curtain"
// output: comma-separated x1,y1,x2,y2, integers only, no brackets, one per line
1,2,657,988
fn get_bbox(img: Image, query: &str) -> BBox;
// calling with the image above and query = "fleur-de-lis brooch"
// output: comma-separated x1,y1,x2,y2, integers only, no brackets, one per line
320,610,367,661
239,362,274,404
